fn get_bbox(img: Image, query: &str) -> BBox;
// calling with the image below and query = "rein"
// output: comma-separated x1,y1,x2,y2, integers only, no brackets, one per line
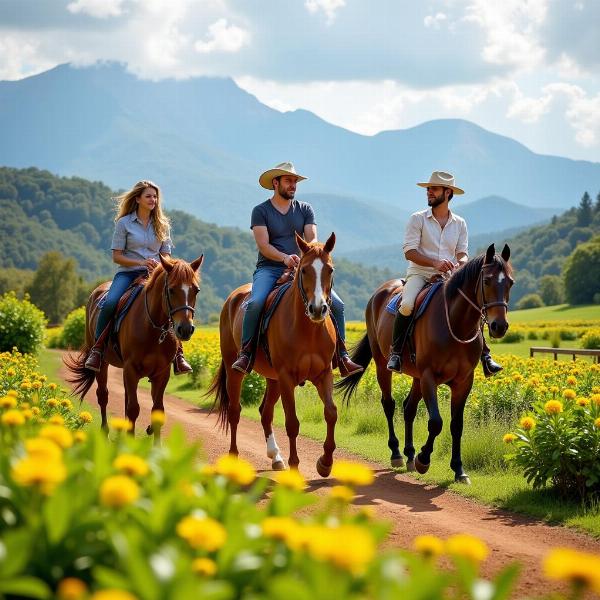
144,270,197,343
443,261,509,345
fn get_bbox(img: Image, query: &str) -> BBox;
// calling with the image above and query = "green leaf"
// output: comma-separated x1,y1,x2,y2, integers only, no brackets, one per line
0,576,51,599
0,528,32,578
43,485,72,544
491,563,521,600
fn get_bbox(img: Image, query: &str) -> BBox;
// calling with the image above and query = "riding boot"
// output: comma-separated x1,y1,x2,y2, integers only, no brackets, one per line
387,312,412,373
336,338,364,378
173,343,193,375
84,323,111,373
232,340,255,374
481,338,503,377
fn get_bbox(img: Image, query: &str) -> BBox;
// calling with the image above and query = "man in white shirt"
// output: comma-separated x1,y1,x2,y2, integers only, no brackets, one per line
387,171,502,376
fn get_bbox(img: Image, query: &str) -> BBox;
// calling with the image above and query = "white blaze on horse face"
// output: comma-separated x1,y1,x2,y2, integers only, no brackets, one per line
311,258,328,310
498,272,505,284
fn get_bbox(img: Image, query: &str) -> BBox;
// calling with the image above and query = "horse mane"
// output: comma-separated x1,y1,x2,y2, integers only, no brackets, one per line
445,252,512,298
145,259,200,290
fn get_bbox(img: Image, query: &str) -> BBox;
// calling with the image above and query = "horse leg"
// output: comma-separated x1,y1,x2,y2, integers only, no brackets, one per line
415,372,443,474
259,379,285,470
96,362,109,433
122,366,141,435
375,358,402,467
449,377,474,484
403,378,421,472
314,370,337,477
225,369,244,456
279,375,301,471
146,367,170,438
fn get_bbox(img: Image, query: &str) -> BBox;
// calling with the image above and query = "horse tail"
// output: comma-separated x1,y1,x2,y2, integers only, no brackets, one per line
63,348,96,401
206,358,229,432
334,332,372,404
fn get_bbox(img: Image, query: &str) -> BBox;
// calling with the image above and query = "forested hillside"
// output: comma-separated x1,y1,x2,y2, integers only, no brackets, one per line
0,167,391,320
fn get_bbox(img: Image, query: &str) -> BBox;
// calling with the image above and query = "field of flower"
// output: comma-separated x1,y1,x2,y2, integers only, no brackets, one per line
3,348,600,599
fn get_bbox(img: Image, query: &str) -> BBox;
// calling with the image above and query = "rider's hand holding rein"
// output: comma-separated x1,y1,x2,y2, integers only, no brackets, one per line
283,254,300,268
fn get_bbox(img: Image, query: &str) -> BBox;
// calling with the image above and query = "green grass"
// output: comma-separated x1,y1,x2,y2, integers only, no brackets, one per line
507,303,600,323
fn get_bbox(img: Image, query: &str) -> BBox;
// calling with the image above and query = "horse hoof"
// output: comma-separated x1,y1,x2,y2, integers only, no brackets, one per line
316,457,332,478
272,460,286,471
146,424,153,435
415,455,430,474
391,456,404,468
455,474,471,485
406,460,416,472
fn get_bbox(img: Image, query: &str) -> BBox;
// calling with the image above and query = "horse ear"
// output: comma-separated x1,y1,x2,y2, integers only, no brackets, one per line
485,244,495,264
501,244,510,262
323,232,336,254
295,232,310,255
191,254,204,272
159,253,173,272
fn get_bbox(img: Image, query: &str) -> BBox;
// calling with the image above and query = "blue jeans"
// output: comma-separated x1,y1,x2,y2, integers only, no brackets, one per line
95,269,147,340
241,265,346,346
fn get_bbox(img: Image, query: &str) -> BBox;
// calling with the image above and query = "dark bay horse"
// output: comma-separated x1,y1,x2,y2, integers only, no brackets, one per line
336,244,513,483
208,233,338,476
66,254,204,433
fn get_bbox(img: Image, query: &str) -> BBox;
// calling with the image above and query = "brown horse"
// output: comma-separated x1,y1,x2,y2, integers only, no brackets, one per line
66,254,204,433
336,244,513,483
208,232,338,476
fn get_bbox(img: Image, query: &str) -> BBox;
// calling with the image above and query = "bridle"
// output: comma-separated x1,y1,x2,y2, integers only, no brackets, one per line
295,257,333,318
443,259,510,344
144,270,197,343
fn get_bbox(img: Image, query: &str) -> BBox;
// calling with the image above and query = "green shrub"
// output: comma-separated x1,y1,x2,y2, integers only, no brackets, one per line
549,330,561,348
581,329,600,350
499,329,525,343
516,293,544,310
45,327,63,349
559,329,578,341
241,370,266,406
0,291,47,354
60,306,86,349
527,329,539,340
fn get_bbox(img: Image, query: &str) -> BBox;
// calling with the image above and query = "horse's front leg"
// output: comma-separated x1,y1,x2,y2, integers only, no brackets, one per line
146,365,171,438
122,364,141,434
403,378,422,471
375,358,402,467
279,374,300,470
313,369,336,477
259,379,285,470
415,371,443,474
96,362,109,433
225,368,244,456
449,375,474,484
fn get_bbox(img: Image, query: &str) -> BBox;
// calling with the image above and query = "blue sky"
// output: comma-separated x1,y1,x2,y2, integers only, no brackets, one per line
1,0,599,162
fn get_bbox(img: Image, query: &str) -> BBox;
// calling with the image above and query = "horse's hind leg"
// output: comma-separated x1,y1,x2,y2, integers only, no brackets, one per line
259,379,285,470
449,376,474,484
415,372,443,474
374,357,403,467
96,362,109,432
403,378,422,472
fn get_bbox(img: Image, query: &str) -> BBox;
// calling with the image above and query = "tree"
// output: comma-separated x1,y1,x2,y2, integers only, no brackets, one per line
595,191,600,214
562,236,600,305
539,275,564,306
27,251,80,324
577,192,593,227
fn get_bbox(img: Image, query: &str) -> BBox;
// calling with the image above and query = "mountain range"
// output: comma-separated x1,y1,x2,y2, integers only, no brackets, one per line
2,62,599,251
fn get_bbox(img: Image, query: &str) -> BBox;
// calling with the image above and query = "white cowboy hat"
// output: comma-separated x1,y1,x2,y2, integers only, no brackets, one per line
259,161,308,190
417,171,464,195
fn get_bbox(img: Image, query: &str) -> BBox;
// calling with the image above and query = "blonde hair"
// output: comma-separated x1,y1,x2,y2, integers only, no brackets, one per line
114,180,171,242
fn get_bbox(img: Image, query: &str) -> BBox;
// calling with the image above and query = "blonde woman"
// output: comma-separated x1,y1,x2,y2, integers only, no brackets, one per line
84,180,192,375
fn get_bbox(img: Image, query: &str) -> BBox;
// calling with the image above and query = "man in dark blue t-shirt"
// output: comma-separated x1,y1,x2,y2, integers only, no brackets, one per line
231,161,363,377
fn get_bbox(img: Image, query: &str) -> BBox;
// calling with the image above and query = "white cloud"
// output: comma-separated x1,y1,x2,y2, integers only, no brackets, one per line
304,0,346,24
194,18,250,54
424,12,447,29
66,0,126,19
0,34,55,80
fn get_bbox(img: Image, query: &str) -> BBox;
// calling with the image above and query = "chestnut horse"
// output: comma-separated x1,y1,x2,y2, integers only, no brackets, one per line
66,254,204,433
336,244,513,483
208,233,338,476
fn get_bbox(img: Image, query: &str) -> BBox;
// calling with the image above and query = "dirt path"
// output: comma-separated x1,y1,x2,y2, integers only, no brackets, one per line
58,354,600,597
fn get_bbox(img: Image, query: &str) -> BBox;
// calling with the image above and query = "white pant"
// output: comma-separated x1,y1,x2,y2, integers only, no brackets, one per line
399,274,428,316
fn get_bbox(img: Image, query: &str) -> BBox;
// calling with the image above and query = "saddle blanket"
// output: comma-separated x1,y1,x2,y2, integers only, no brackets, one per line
385,282,443,319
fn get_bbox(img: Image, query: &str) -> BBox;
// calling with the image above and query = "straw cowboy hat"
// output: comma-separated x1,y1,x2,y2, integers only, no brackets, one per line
417,171,464,195
259,161,308,190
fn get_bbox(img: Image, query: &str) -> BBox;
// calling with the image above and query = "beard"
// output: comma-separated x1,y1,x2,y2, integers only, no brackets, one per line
428,194,445,208
279,188,295,201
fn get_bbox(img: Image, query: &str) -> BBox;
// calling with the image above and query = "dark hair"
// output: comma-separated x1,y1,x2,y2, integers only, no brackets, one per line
272,176,282,187
447,189,454,201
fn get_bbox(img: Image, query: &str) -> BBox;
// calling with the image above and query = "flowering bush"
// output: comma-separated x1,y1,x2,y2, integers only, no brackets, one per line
581,328,600,350
0,291,47,354
59,306,87,349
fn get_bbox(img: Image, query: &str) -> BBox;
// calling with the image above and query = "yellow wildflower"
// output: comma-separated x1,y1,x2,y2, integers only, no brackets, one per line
519,416,536,431
25,438,62,462
0,395,17,409
49,415,65,426
262,516,299,543
214,454,256,485
57,577,88,600
60,399,73,410
563,389,576,400
543,548,600,593
40,425,73,449
31,381,42,390
275,469,306,491
6,390,18,398
21,408,33,420
329,485,355,503
79,411,93,423
47,398,59,408
12,456,66,494
591,393,600,405
413,534,444,559
150,410,165,426
1,409,25,426
20,382,31,390
594,418,600,428
109,417,133,432
6,368,16,377
31,406,40,416
191,557,217,577
331,460,374,487
176,515,227,551
100,475,140,508
113,454,149,477
512,373,524,382
550,385,559,394
20,402,30,409
503,433,517,444
90,591,138,600
544,400,563,415
446,533,489,563
566,375,577,386
48,383,57,390
576,397,590,407
74,431,87,443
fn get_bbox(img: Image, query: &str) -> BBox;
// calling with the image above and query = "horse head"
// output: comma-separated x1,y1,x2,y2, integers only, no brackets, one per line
158,254,204,341
295,232,336,323
481,244,513,338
